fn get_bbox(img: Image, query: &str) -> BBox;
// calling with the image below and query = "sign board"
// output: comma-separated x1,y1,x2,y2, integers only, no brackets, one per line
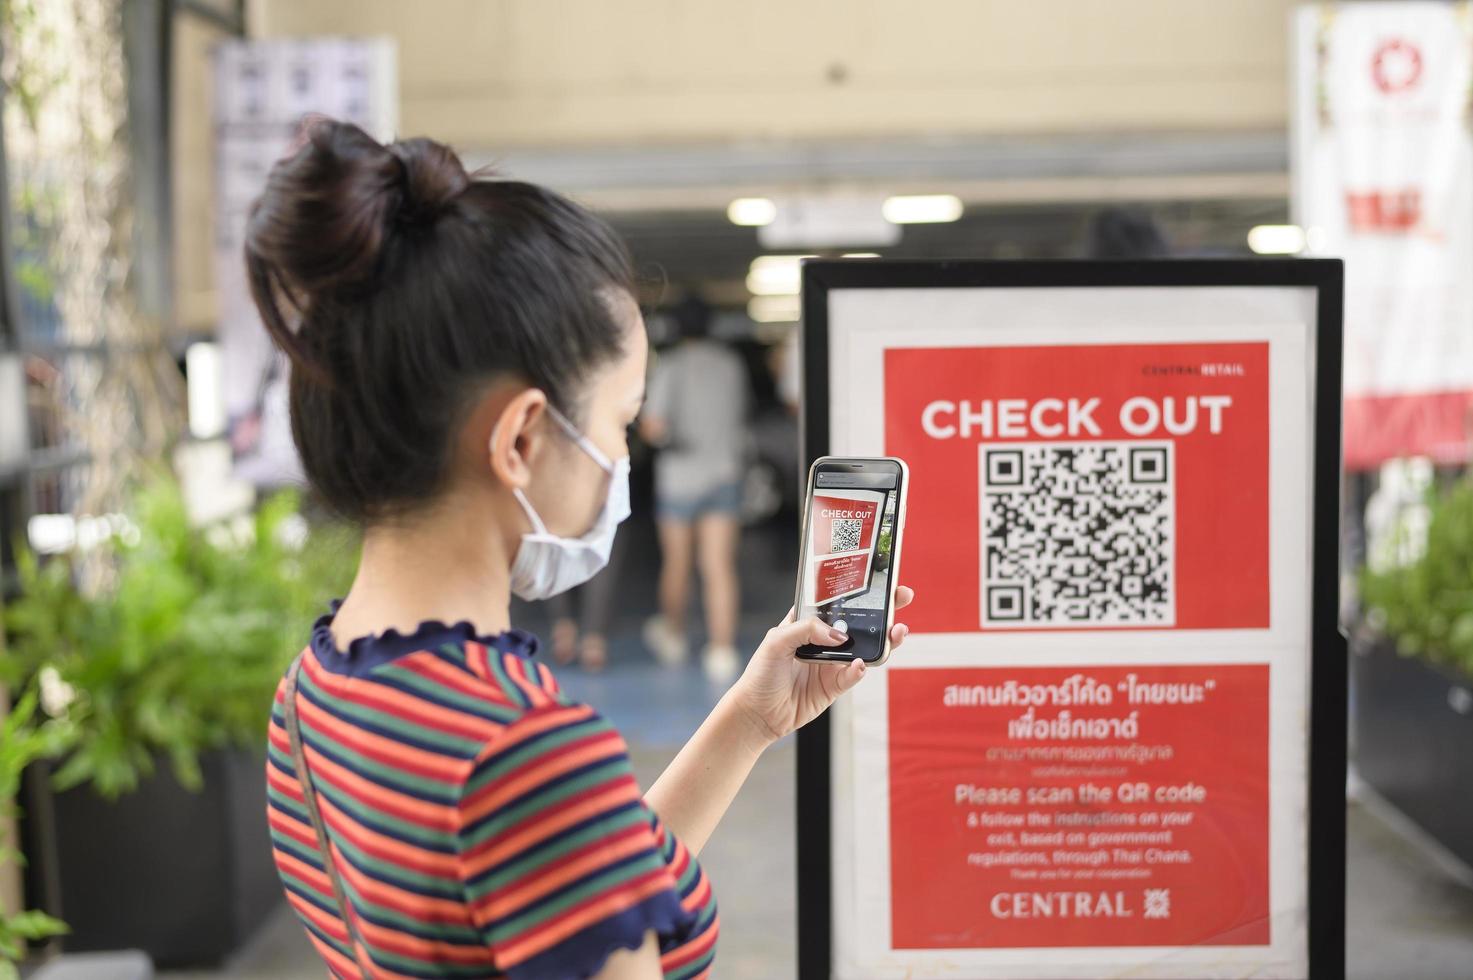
1292,2,1473,468
797,260,1346,980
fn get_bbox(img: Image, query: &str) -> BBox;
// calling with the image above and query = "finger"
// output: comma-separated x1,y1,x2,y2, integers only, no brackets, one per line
780,605,796,625
829,656,869,695
889,622,911,651
765,616,849,655
893,585,915,611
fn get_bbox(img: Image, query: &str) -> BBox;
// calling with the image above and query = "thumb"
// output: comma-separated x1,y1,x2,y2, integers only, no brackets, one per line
762,616,849,657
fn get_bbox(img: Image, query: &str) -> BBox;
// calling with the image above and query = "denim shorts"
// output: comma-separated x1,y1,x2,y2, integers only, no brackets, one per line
656,480,743,523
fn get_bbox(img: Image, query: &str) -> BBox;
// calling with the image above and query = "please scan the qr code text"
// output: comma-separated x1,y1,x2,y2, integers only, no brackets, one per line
980,441,1174,628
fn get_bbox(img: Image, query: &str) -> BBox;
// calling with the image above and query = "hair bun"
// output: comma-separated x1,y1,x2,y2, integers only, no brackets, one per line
388,138,469,224
245,120,473,379
246,120,472,318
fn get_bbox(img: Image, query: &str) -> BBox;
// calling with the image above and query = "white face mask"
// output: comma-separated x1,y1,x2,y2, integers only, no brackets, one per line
506,404,631,601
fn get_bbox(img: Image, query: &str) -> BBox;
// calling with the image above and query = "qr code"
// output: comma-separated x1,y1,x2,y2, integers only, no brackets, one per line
830,519,863,553
979,441,1174,627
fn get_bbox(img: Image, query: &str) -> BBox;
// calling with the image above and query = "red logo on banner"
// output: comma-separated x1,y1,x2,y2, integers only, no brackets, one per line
1345,189,1422,232
1372,38,1423,94
889,664,1271,949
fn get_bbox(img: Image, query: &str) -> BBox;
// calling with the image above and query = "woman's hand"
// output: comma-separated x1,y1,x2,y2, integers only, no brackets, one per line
649,587,914,855
728,587,915,745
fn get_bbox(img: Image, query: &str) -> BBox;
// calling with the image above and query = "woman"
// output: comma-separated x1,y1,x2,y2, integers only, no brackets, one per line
252,121,912,980
640,295,750,681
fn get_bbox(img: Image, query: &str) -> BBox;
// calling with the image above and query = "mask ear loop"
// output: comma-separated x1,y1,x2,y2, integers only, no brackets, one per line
488,417,552,537
545,403,615,473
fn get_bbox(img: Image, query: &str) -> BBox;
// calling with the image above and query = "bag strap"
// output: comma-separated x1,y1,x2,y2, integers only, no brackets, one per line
283,652,374,975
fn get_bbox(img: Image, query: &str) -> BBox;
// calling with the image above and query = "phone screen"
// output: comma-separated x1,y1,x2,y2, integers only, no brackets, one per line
797,460,903,662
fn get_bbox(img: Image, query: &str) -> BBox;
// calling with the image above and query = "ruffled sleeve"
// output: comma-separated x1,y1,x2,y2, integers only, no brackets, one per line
455,700,699,979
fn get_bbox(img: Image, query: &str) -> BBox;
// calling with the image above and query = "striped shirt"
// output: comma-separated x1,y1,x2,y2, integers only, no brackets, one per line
265,611,719,979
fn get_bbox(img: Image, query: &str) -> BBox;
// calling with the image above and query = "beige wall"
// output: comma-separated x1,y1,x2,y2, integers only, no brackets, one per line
174,0,1296,331
249,0,1298,149
172,12,225,334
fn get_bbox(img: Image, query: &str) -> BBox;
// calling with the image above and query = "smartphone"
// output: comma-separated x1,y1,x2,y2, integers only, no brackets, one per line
794,456,909,664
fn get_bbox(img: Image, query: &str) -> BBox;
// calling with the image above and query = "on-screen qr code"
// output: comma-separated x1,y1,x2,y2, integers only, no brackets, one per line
979,441,1174,627
830,519,863,553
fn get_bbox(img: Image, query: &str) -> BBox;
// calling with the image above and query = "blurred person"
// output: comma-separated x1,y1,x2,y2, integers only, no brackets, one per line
639,296,750,682
248,120,913,980
543,520,628,670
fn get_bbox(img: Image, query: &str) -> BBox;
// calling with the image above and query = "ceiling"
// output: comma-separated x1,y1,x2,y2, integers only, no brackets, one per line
609,195,1292,313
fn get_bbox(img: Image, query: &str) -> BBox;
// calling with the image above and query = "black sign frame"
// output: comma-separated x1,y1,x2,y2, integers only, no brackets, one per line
796,258,1346,980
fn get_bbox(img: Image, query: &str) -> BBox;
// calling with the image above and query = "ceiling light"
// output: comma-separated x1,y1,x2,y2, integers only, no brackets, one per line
882,194,963,224
728,197,777,227
746,255,815,296
1247,225,1306,255
842,252,881,258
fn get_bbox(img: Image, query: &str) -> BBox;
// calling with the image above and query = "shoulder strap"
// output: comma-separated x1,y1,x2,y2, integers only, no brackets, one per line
283,652,375,975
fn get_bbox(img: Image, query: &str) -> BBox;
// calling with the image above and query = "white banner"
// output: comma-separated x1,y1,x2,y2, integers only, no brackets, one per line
821,282,1320,979
211,38,397,486
1293,2,1473,469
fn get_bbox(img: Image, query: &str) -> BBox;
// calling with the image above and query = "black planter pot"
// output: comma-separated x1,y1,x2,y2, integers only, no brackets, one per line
20,747,280,968
1353,637,1473,869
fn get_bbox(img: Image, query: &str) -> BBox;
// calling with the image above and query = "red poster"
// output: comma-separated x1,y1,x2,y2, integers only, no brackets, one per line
812,494,880,555
883,343,1270,633
888,664,1270,949
805,491,884,605
815,553,870,605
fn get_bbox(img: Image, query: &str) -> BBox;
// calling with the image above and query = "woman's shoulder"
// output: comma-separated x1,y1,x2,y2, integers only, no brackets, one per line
299,614,586,759
308,603,548,699
453,632,565,707
333,631,722,977
447,647,718,979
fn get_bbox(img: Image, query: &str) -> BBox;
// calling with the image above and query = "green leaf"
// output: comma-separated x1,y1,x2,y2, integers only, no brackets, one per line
5,909,68,939
1362,477,1473,677
4,470,356,800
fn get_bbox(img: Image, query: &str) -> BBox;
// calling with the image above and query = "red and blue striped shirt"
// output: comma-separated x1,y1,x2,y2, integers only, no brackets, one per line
265,611,719,978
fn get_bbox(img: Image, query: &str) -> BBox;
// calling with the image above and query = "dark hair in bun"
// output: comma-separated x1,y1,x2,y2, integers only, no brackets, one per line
245,119,634,523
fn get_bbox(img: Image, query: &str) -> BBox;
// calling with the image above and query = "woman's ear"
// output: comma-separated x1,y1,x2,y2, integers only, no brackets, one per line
488,387,549,490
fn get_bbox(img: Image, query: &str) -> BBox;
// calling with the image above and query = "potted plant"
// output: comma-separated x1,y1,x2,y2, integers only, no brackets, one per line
1357,477,1473,871
0,691,69,979
3,474,353,967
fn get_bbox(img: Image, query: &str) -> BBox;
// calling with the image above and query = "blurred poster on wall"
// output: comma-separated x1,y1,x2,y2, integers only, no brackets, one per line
800,261,1344,980
1293,3,1473,469
212,38,397,486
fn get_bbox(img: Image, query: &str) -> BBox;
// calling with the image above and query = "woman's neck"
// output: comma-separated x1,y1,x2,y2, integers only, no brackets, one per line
329,492,516,650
